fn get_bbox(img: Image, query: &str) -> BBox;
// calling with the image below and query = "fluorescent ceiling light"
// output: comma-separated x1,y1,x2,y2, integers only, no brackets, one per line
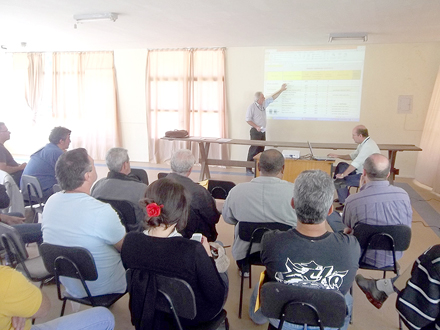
73,12,118,23
328,33,368,42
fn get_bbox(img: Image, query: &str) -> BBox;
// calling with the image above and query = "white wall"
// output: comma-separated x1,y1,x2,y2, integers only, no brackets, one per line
225,43,440,177
114,43,440,177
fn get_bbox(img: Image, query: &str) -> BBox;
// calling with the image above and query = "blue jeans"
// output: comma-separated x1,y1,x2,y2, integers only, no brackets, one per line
249,284,353,330
326,212,346,233
31,307,115,330
333,162,361,204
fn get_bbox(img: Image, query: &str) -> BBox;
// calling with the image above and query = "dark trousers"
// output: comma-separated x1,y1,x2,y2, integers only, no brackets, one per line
247,128,266,171
11,170,24,187
333,162,361,204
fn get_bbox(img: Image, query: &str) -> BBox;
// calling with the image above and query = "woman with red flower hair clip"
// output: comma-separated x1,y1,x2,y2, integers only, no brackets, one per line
121,178,228,329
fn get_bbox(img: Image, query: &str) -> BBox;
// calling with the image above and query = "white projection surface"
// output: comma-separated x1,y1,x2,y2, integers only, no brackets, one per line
264,46,366,121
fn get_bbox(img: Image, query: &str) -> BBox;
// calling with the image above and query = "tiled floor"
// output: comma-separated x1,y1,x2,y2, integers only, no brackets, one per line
28,163,440,330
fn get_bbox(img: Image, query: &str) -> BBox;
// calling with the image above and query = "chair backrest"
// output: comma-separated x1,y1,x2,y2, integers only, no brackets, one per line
207,180,236,200
261,282,346,329
97,198,139,232
20,175,44,202
157,172,169,179
0,222,29,263
353,223,411,252
129,168,149,185
156,273,197,320
238,222,292,243
39,243,98,281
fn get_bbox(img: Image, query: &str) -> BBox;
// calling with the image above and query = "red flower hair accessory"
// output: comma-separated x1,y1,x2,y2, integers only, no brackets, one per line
146,203,164,217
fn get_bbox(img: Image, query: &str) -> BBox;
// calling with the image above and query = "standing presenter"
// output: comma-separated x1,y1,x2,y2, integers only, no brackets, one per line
245,84,287,174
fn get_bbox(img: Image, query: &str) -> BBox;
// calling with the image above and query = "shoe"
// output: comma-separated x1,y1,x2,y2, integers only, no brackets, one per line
335,204,345,212
239,270,250,278
333,198,340,203
355,274,388,309
246,169,254,175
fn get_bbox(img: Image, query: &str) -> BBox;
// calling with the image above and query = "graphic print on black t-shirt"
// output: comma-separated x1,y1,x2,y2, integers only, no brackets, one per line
274,259,348,290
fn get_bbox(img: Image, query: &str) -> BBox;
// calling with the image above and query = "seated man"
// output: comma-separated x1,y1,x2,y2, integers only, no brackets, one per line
42,148,127,298
0,265,115,330
327,153,412,268
91,147,147,229
167,149,220,242
356,244,440,330
0,122,27,186
250,170,360,330
22,126,71,201
328,125,380,209
222,149,297,275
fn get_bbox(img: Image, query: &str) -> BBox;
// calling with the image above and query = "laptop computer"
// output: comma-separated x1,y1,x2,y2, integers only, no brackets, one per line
308,141,336,161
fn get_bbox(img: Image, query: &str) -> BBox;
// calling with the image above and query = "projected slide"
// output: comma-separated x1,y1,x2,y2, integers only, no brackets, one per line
264,46,366,121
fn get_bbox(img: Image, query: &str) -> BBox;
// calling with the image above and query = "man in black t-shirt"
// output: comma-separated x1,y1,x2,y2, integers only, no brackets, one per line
249,170,360,330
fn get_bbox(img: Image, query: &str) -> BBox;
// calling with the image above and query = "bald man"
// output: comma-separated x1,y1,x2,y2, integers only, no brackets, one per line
328,125,380,208
329,153,412,269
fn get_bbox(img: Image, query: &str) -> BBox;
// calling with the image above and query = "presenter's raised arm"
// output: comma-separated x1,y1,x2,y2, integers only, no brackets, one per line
271,83,287,100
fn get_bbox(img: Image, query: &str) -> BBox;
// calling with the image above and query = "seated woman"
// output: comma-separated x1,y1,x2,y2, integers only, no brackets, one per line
121,178,228,329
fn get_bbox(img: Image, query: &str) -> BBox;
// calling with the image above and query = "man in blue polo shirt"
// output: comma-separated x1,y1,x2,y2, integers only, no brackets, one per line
22,126,71,201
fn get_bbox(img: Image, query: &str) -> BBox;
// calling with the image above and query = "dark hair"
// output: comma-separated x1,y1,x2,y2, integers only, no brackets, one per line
259,149,284,175
49,126,71,144
140,178,191,231
55,148,92,191
356,127,369,138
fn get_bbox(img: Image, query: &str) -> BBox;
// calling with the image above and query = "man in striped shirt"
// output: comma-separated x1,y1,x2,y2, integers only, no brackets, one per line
356,245,440,330
342,153,412,268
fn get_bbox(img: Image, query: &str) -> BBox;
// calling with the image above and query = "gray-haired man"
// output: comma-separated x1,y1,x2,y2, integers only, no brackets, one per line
167,149,220,242
245,84,287,174
250,170,360,330
91,147,148,228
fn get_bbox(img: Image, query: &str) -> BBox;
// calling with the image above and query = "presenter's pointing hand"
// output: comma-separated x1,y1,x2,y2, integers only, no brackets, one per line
281,83,287,91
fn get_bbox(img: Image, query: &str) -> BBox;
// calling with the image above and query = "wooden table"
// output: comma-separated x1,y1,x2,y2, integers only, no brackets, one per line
161,137,421,184
254,153,334,183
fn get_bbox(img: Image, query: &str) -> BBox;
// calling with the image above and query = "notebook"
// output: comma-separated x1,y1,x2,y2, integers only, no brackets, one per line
308,141,336,161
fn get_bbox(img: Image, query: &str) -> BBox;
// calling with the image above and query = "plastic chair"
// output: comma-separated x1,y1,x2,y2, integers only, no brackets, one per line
237,221,292,318
353,223,411,277
39,242,126,316
261,281,346,330
0,222,52,288
158,172,169,179
127,270,229,330
20,175,45,223
207,180,236,200
352,223,411,329
129,168,149,185
97,198,140,232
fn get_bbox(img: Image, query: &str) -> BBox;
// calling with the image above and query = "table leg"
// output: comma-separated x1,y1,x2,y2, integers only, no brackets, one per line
198,142,211,181
388,150,398,184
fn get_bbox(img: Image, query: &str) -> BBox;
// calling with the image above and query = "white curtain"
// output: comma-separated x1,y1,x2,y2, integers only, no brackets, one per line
146,48,228,163
52,52,120,160
25,53,45,121
415,66,440,193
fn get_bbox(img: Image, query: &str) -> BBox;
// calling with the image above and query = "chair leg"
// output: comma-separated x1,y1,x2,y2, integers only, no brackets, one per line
224,317,229,330
349,285,353,324
249,264,252,289
60,299,67,316
398,316,402,330
239,271,245,318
